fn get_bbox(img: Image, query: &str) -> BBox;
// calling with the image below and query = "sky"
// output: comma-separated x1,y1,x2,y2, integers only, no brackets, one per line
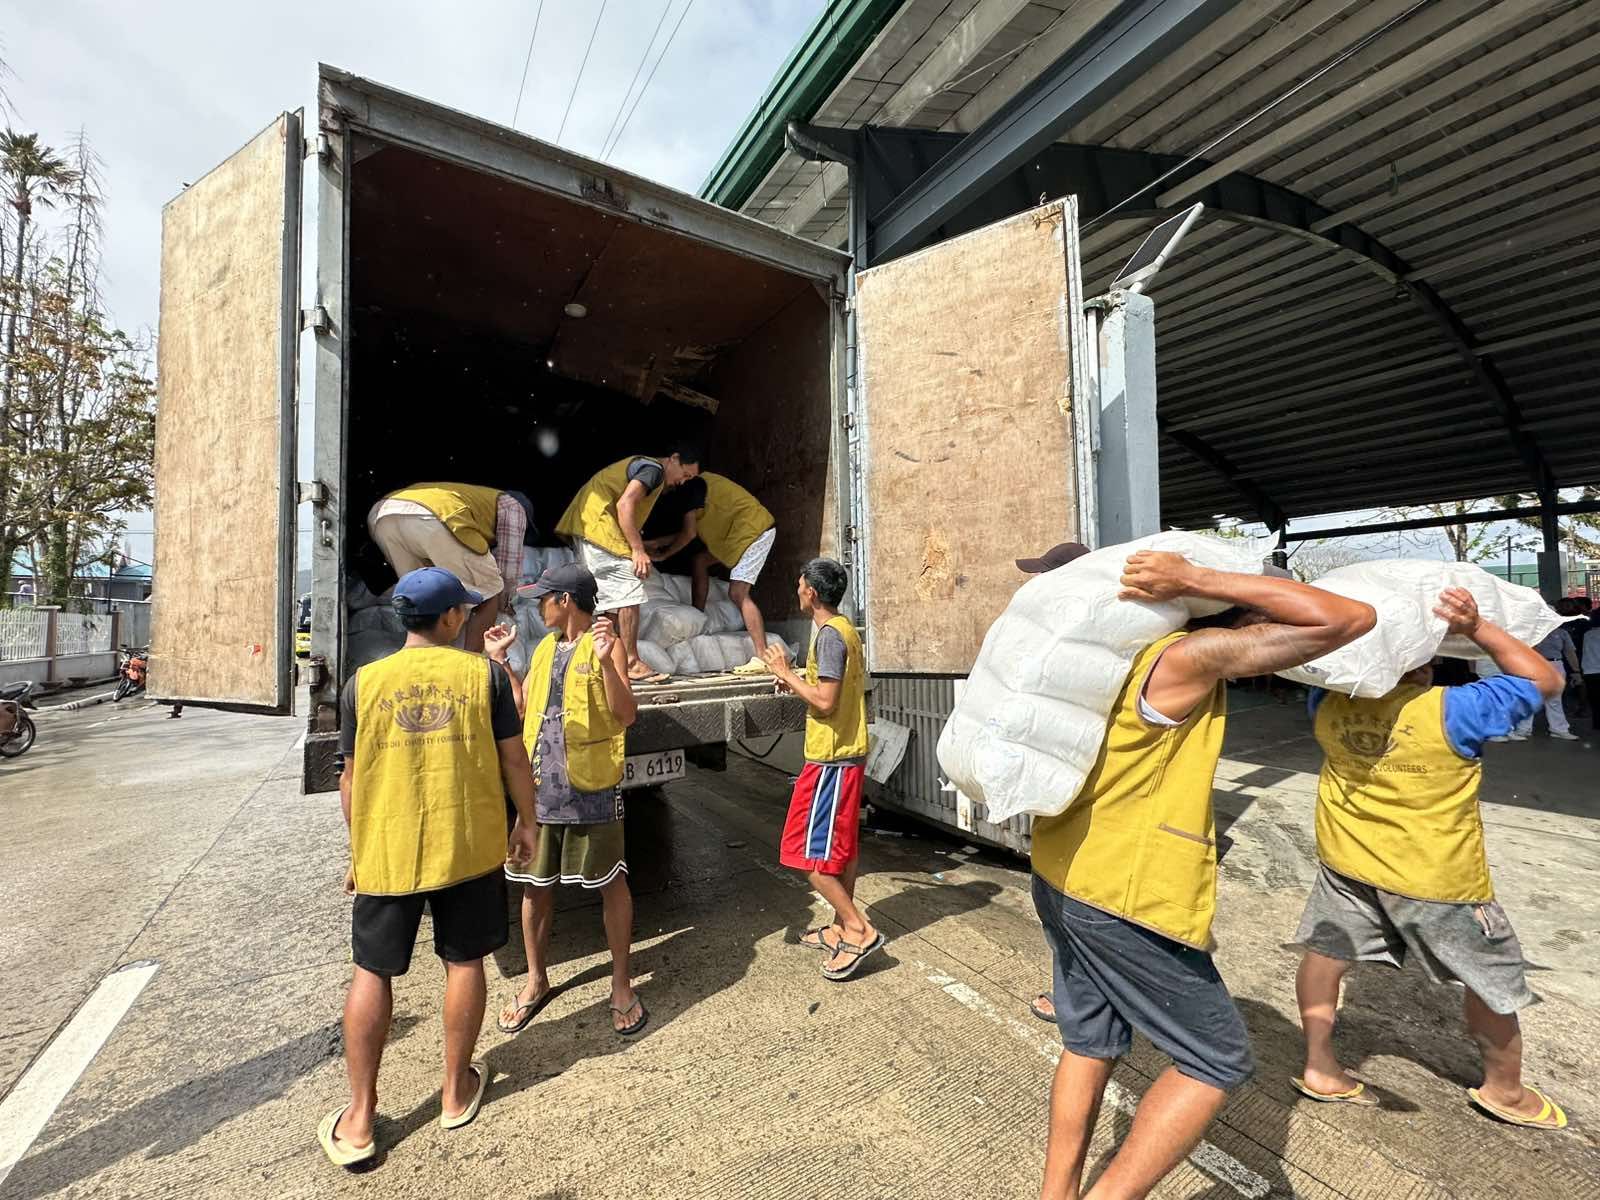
4,0,826,570
3,1,1582,584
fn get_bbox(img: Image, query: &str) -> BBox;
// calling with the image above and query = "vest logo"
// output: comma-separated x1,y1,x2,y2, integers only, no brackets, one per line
1338,727,1395,759
381,683,468,734
574,661,592,676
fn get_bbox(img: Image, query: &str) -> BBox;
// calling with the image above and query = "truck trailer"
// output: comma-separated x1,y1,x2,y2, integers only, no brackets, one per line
151,67,1107,850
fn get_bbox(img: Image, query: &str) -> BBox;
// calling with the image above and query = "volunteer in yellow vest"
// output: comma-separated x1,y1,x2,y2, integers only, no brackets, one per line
556,445,701,682
483,563,649,1038
1029,552,1373,1200
368,482,537,652
762,559,880,982
645,472,778,673
321,567,538,1168
1293,586,1567,1130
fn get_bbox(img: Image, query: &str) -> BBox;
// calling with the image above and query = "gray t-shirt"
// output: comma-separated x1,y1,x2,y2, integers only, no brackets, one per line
626,457,664,495
814,625,847,682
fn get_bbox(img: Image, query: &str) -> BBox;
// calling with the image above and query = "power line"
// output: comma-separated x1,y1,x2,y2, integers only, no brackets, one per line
605,0,697,160
557,0,610,146
1082,0,1429,232
599,0,674,158
511,0,547,130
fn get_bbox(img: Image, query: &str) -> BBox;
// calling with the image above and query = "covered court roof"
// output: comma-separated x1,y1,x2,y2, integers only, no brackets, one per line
703,0,1600,530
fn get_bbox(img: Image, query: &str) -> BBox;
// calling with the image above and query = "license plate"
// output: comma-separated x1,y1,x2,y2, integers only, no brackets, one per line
622,750,685,789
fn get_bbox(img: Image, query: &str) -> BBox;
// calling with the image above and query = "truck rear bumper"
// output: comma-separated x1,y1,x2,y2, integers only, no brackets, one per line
301,679,807,792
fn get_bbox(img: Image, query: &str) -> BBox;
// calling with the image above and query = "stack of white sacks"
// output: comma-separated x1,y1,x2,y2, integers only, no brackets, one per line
638,570,795,676
343,544,793,678
936,532,1561,825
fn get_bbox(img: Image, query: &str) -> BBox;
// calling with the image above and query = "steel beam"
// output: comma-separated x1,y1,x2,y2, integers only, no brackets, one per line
1159,419,1286,531
1282,499,1600,542
864,0,1245,264
833,126,1557,497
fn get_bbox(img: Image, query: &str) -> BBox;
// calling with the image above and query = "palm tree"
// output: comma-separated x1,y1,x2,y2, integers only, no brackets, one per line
0,131,79,595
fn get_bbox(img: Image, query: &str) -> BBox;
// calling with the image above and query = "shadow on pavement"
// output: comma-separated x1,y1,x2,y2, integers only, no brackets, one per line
0,1018,423,1200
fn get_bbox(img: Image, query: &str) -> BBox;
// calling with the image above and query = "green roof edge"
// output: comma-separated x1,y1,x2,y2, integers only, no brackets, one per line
699,0,903,209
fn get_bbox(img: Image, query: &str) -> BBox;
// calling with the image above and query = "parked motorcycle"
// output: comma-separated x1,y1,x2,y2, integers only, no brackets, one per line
114,645,149,702
0,681,38,759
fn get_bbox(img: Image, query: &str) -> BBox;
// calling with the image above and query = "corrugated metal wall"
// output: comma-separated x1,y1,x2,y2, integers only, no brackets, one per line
870,673,1032,855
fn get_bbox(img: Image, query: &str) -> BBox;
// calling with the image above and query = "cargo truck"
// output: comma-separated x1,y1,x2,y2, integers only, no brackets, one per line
150,67,1101,838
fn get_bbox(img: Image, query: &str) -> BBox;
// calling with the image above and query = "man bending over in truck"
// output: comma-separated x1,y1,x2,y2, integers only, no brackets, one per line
367,482,537,652
763,559,882,982
1030,552,1373,1200
485,563,648,1038
1292,587,1566,1129
322,567,538,1167
556,444,701,683
645,470,778,674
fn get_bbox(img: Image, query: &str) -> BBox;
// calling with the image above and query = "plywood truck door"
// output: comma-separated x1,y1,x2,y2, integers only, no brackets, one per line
854,198,1084,674
150,112,302,712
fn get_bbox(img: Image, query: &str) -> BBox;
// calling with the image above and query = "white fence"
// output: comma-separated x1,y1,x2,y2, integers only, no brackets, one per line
0,605,121,686
0,608,49,660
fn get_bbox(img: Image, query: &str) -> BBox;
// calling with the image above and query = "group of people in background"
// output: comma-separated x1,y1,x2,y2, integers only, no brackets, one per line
319,449,871,1167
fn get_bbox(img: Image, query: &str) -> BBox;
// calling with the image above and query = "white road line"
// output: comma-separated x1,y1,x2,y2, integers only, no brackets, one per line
0,961,159,1187
920,966,1270,1199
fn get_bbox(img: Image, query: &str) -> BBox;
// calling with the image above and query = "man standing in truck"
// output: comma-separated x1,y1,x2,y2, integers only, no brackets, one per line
1030,552,1373,1200
1292,587,1567,1129
556,444,702,683
368,482,537,653
321,567,538,1167
645,470,777,673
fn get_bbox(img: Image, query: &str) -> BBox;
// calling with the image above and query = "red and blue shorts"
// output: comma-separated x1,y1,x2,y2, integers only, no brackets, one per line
779,760,864,876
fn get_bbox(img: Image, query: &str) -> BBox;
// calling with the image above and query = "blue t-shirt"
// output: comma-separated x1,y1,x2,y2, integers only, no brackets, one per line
1308,675,1543,759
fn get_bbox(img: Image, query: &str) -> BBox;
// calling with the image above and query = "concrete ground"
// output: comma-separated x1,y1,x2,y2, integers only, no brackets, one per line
1,693,1597,1199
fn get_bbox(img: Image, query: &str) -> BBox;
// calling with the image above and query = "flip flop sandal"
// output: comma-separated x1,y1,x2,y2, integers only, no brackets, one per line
496,987,554,1033
1291,1077,1380,1107
822,932,886,982
440,1061,489,1130
800,926,841,952
730,657,770,676
612,996,650,1037
318,1104,376,1167
1030,994,1056,1023
1468,1085,1568,1129
631,671,672,685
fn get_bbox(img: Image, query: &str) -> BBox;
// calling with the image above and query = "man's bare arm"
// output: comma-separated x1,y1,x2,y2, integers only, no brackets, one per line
1437,587,1561,697
1120,552,1375,719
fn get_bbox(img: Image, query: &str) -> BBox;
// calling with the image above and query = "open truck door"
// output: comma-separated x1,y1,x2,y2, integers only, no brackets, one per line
853,198,1089,674
150,112,302,713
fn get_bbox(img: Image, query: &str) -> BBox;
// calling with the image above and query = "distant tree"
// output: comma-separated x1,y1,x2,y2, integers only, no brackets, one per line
0,129,79,594
1492,486,1600,561
1376,498,1502,563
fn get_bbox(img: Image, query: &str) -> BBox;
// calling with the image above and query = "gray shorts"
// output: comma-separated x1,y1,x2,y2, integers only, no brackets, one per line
1031,876,1254,1091
1293,865,1537,1014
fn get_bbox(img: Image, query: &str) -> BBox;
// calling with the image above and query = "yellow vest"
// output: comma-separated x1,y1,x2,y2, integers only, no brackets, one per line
1314,685,1492,902
697,472,775,566
523,630,627,792
350,646,507,895
387,483,502,555
803,615,869,762
1030,632,1227,950
555,458,664,558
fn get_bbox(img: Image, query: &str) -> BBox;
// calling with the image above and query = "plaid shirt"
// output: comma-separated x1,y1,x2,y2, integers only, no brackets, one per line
494,493,527,602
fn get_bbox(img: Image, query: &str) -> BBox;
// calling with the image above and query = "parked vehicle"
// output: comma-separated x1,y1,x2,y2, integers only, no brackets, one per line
0,681,38,759
114,645,149,702
295,593,312,658
149,67,1091,806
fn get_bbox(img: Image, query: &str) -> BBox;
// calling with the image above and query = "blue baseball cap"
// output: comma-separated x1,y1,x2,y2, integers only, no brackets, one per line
392,566,485,616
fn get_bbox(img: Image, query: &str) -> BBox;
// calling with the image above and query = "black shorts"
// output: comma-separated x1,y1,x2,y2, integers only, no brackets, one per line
352,869,508,977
